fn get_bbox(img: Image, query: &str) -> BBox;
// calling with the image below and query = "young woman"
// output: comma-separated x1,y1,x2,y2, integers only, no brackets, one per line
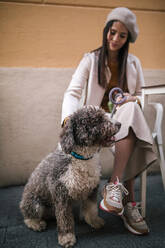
61,7,157,235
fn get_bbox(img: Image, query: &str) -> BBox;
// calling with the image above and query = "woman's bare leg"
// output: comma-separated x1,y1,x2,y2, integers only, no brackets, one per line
110,128,136,201
102,128,149,235
123,178,135,204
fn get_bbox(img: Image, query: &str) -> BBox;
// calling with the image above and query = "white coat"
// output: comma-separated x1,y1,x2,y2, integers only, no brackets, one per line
62,51,144,123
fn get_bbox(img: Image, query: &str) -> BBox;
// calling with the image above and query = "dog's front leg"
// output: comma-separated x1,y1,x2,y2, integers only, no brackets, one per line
55,201,76,248
52,183,76,248
81,188,105,229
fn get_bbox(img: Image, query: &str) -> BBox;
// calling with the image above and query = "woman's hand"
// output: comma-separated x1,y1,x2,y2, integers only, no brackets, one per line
115,92,136,106
123,93,137,103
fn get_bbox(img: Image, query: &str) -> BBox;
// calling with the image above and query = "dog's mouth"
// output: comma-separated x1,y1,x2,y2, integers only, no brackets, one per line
108,134,116,144
102,134,116,147
110,135,116,142
102,122,121,147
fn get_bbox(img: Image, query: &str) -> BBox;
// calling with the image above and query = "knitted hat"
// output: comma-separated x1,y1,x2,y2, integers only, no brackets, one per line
105,7,139,43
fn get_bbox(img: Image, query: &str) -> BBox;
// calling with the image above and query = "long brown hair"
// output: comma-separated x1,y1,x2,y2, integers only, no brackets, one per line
93,20,130,89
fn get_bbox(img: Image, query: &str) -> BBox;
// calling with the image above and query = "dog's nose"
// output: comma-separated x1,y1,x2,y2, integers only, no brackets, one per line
116,121,121,130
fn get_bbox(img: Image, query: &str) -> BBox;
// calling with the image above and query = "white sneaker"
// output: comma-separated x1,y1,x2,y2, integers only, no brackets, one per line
100,177,128,216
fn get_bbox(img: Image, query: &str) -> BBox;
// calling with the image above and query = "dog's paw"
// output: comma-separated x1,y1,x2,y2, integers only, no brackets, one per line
58,233,76,248
24,218,47,231
93,216,105,229
86,216,105,229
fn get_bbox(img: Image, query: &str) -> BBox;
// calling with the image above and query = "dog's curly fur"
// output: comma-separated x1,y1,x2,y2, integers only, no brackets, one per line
20,106,121,248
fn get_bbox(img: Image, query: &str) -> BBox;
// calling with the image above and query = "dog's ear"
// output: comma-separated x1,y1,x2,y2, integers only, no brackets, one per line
60,118,75,154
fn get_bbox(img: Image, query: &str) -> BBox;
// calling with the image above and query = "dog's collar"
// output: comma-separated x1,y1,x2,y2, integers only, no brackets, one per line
71,151,93,160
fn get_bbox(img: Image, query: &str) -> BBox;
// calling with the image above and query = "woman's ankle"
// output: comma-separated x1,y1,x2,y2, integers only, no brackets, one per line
123,194,135,206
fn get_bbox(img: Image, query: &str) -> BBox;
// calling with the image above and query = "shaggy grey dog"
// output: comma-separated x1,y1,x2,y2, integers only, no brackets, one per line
20,106,121,248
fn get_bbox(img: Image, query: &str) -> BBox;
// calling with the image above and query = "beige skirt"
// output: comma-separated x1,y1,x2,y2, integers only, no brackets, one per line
113,101,157,181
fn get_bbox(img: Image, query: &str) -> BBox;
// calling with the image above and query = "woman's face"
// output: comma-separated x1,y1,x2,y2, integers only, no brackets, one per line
107,21,128,52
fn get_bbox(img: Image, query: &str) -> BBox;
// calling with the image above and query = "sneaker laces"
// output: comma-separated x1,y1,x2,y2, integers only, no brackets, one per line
128,202,143,222
106,177,129,201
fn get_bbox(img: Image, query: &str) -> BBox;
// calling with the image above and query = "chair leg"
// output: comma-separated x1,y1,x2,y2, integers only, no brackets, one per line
157,143,165,190
140,170,147,218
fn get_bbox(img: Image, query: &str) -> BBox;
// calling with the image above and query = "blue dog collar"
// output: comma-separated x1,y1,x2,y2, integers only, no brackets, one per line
71,151,93,160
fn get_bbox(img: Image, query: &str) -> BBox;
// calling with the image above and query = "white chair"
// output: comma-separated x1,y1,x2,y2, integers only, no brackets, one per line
140,101,165,217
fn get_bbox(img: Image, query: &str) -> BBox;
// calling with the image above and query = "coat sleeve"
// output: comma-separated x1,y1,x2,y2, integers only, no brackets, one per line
61,53,91,124
134,56,145,103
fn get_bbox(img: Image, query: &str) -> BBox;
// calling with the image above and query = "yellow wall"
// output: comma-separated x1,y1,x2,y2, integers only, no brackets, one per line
0,0,165,68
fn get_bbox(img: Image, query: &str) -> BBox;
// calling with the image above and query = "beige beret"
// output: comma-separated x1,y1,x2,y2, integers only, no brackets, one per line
106,7,139,43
